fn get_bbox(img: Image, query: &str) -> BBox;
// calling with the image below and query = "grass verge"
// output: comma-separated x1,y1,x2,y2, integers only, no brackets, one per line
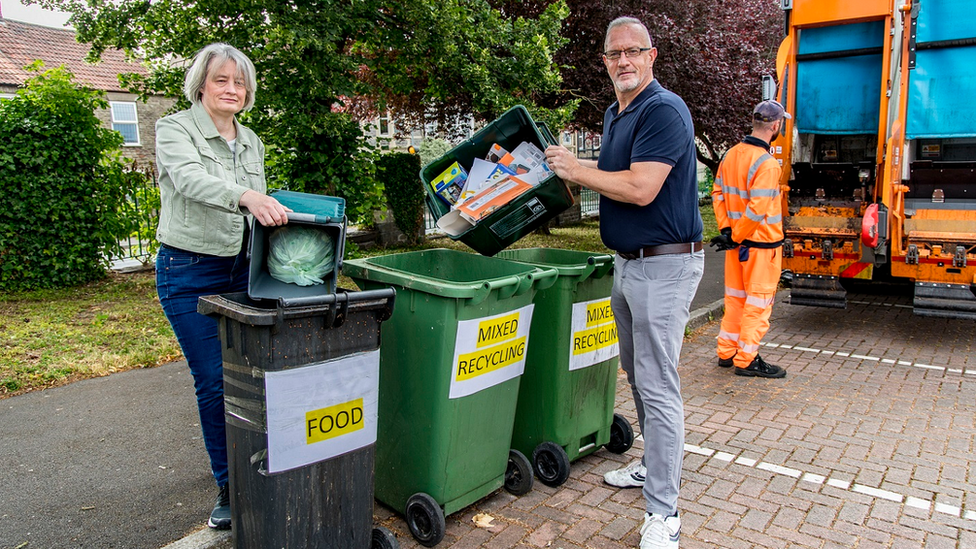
0,271,182,398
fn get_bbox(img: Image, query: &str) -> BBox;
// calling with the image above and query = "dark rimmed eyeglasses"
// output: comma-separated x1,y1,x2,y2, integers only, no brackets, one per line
603,47,652,61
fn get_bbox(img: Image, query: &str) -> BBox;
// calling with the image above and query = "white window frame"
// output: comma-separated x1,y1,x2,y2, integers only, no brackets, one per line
378,111,393,138
0,93,16,101
110,101,141,146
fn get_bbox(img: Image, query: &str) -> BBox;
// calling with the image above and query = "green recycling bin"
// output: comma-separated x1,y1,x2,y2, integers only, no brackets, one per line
343,248,557,547
495,248,635,488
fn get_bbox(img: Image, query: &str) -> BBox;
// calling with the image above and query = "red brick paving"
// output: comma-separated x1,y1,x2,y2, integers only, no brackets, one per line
377,290,976,547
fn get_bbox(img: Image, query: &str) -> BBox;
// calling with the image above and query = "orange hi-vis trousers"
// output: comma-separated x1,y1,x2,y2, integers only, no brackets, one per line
717,246,782,369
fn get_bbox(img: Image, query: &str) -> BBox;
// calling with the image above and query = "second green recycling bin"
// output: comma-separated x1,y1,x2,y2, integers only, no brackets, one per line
495,248,634,487
343,249,557,547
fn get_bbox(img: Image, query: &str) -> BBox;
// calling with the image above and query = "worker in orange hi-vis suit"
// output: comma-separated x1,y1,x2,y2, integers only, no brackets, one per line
709,100,789,378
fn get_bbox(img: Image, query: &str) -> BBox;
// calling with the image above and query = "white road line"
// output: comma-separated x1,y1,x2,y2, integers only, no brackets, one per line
826,478,851,490
685,442,970,522
802,473,825,484
758,341,976,376
906,496,931,511
756,462,802,478
852,484,903,502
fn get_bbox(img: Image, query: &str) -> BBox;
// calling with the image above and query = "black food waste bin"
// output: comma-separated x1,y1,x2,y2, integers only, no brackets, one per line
199,289,399,549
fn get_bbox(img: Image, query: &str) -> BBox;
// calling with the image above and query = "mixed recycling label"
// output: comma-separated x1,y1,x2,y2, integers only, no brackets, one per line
449,304,534,399
264,350,379,473
569,297,619,371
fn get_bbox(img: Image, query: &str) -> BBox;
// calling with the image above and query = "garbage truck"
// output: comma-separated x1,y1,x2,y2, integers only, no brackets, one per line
771,0,976,319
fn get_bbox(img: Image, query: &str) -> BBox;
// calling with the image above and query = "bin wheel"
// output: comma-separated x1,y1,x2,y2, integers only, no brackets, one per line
405,493,445,547
532,441,571,487
504,449,534,496
371,526,400,549
606,413,634,454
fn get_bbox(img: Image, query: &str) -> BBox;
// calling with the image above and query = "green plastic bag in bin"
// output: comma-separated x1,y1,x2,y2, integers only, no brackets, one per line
266,225,335,286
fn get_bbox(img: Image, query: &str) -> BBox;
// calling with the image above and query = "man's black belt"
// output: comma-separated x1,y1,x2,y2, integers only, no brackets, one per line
618,242,703,260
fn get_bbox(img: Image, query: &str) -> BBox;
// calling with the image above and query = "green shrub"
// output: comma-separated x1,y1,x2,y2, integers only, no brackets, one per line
378,152,425,245
0,64,138,292
260,110,386,226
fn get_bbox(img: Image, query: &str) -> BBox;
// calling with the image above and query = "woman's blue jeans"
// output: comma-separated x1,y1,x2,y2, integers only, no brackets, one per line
156,244,248,488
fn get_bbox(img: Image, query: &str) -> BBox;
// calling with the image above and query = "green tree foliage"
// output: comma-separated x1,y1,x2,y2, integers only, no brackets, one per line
378,152,425,245
0,64,137,291
513,0,781,173
37,0,575,223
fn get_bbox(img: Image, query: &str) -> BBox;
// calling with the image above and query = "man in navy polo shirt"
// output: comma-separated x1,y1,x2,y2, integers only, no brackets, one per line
545,15,704,549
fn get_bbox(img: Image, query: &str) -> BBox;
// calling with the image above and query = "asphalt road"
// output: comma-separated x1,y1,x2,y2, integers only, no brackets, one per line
0,362,215,549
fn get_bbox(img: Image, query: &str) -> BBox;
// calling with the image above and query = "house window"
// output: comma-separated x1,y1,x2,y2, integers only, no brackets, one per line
110,102,140,145
378,112,392,137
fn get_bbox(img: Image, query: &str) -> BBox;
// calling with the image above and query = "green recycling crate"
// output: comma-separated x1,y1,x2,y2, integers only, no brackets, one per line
495,248,635,488
422,105,574,256
343,248,557,547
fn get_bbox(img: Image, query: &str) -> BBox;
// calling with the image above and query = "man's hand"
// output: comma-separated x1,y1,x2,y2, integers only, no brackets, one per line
544,145,583,183
709,228,738,251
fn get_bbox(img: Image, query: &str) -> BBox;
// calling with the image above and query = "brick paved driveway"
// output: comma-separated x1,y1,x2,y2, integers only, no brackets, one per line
376,288,976,548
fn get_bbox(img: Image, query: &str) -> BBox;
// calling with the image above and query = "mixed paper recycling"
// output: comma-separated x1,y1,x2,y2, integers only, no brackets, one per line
433,141,554,236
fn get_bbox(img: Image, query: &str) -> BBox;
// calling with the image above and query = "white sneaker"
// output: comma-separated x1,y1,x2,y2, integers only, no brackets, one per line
603,460,646,488
639,512,680,549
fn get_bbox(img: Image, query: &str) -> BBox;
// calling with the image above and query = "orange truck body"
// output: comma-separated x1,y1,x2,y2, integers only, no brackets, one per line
773,0,976,318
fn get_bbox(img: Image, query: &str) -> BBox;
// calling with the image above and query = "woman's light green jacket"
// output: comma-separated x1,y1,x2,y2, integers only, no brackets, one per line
155,103,266,256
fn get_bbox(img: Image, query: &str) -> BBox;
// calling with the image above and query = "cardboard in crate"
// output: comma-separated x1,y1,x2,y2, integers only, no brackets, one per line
421,105,574,256
248,190,346,301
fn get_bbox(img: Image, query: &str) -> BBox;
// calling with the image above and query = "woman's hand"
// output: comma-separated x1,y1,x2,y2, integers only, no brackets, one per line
240,190,292,226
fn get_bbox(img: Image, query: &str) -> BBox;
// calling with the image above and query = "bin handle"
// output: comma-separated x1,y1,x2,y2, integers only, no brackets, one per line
576,259,597,282
276,287,395,309
591,254,615,279
510,275,533,297
573,254,614,282
527,267,558,293
324,291,349,328
469,275,520,305
275,288,396,328
336,216,347,273
287,212,337,224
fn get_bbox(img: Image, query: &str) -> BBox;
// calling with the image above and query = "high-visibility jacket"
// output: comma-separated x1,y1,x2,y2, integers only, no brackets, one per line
711,138,784,246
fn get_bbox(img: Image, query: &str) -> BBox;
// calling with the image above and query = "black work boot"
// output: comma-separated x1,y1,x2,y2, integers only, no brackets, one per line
717,354,735,368
735,355,787,378
208,484,231,530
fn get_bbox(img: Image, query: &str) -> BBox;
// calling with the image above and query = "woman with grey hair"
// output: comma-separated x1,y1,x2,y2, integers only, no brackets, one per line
154,43,289,530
